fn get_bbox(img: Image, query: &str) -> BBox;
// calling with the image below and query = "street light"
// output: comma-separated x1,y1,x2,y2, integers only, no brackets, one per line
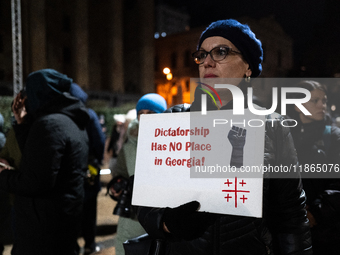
163,67,172,80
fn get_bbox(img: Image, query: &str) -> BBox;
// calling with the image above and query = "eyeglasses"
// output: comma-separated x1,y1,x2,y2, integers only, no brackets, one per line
309,98,327,105
192,46,242,65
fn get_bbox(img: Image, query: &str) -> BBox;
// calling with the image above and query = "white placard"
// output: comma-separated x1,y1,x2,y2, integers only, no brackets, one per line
132,110,265,217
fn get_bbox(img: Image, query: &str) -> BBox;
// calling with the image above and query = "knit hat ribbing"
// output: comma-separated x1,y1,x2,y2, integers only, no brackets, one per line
136,93,167,114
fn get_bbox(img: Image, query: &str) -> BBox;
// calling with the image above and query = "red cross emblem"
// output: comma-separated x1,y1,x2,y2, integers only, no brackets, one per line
222,177,250,208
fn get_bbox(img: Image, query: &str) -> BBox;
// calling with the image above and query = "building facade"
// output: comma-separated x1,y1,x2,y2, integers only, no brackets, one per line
0,0,154,105
1,2,293,108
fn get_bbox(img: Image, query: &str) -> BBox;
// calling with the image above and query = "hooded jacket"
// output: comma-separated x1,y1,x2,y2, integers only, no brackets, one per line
0,69,90,255
137,86,312,255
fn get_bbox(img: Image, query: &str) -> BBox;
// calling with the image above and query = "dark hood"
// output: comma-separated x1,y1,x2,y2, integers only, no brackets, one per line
69,82,88,104
25,69,89,128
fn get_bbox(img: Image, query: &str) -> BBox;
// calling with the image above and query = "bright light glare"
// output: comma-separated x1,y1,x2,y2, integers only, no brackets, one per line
100,169,111,175
163,67,170,74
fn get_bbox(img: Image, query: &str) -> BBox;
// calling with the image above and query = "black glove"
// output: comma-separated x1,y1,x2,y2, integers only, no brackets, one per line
228,126,247,168
162,201,218,241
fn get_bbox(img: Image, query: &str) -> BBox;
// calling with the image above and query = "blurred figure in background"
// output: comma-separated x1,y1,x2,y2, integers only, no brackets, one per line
69,83,106,255
0,113,5,149
108,109,137,175
0,101,24,255
107,114,126,172
0,112,6,254
108,93,167,255
287,80,340,255
0,69,89,255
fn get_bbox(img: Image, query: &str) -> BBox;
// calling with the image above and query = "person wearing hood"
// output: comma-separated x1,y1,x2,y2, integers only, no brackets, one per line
0,69,90,255
69,83,106,255
108,93,167,255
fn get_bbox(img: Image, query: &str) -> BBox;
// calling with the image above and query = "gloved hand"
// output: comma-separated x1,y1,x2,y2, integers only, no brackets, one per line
162,201,218,241
228,126,247,168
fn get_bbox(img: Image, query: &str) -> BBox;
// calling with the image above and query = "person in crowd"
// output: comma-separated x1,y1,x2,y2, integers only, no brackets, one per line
0,112,7,254
107,114,126,159
0,113,5,150
108,109,137,174
69,82,106,255
108,93,167,255
107,114,126,172
287,80,340,254
136,19,312,254
0,106,23,255
0,69,90,255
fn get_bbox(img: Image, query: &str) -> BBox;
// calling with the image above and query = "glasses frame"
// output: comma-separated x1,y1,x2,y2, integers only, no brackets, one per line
192,46,242,65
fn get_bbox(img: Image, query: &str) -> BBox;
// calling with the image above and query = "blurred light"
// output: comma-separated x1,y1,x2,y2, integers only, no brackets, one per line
166,73,173,80
154,32,160,39
163,67,171,74
100,169,111,175
161,32,167,37
331,105,336,111
171,85,177,95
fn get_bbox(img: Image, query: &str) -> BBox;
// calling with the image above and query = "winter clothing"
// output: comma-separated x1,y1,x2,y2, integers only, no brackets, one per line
290,118,340,254
136,93,167,114
114,119,147,255
0,113,5,150
0,69,90,255
113,93,166,255
70,83,105,167
197,19,263,77
136,87,312,255
0,128,21,170
0,128,21,251
70,83,106,253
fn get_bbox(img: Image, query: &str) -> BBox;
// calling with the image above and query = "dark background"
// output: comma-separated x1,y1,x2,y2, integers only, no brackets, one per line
158,0,340,77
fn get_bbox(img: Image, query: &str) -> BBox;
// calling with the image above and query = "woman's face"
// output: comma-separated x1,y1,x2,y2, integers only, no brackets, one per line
198,36,252,79
137,109,155,121
296,89,327,123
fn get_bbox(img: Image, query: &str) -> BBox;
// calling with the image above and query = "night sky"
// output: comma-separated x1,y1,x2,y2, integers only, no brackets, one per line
158,0,340,77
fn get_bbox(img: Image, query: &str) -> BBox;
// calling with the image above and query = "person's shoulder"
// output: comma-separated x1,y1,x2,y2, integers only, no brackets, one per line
330,125,340,139
164,104,191,113
87,108,98,119
34,113,73,130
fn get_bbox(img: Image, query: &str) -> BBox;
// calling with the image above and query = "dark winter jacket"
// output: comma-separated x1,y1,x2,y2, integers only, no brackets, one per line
289,118,340,254
69,83,105,165
0,69,90,255
137,87,312,255
70,82,106,193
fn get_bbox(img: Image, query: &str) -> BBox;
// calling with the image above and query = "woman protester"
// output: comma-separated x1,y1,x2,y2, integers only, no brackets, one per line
287,80,340,255
108,93,167,255
136,19,312,255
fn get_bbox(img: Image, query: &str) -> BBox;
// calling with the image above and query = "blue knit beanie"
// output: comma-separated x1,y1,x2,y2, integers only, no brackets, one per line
197,19,263,77
136,93,167,114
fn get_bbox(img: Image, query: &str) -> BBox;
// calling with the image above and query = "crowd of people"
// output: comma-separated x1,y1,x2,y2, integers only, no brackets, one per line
0,18,339,255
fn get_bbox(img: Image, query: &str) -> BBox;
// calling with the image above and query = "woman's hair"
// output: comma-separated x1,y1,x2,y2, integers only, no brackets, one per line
286,80,327,119
295,80,327,94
